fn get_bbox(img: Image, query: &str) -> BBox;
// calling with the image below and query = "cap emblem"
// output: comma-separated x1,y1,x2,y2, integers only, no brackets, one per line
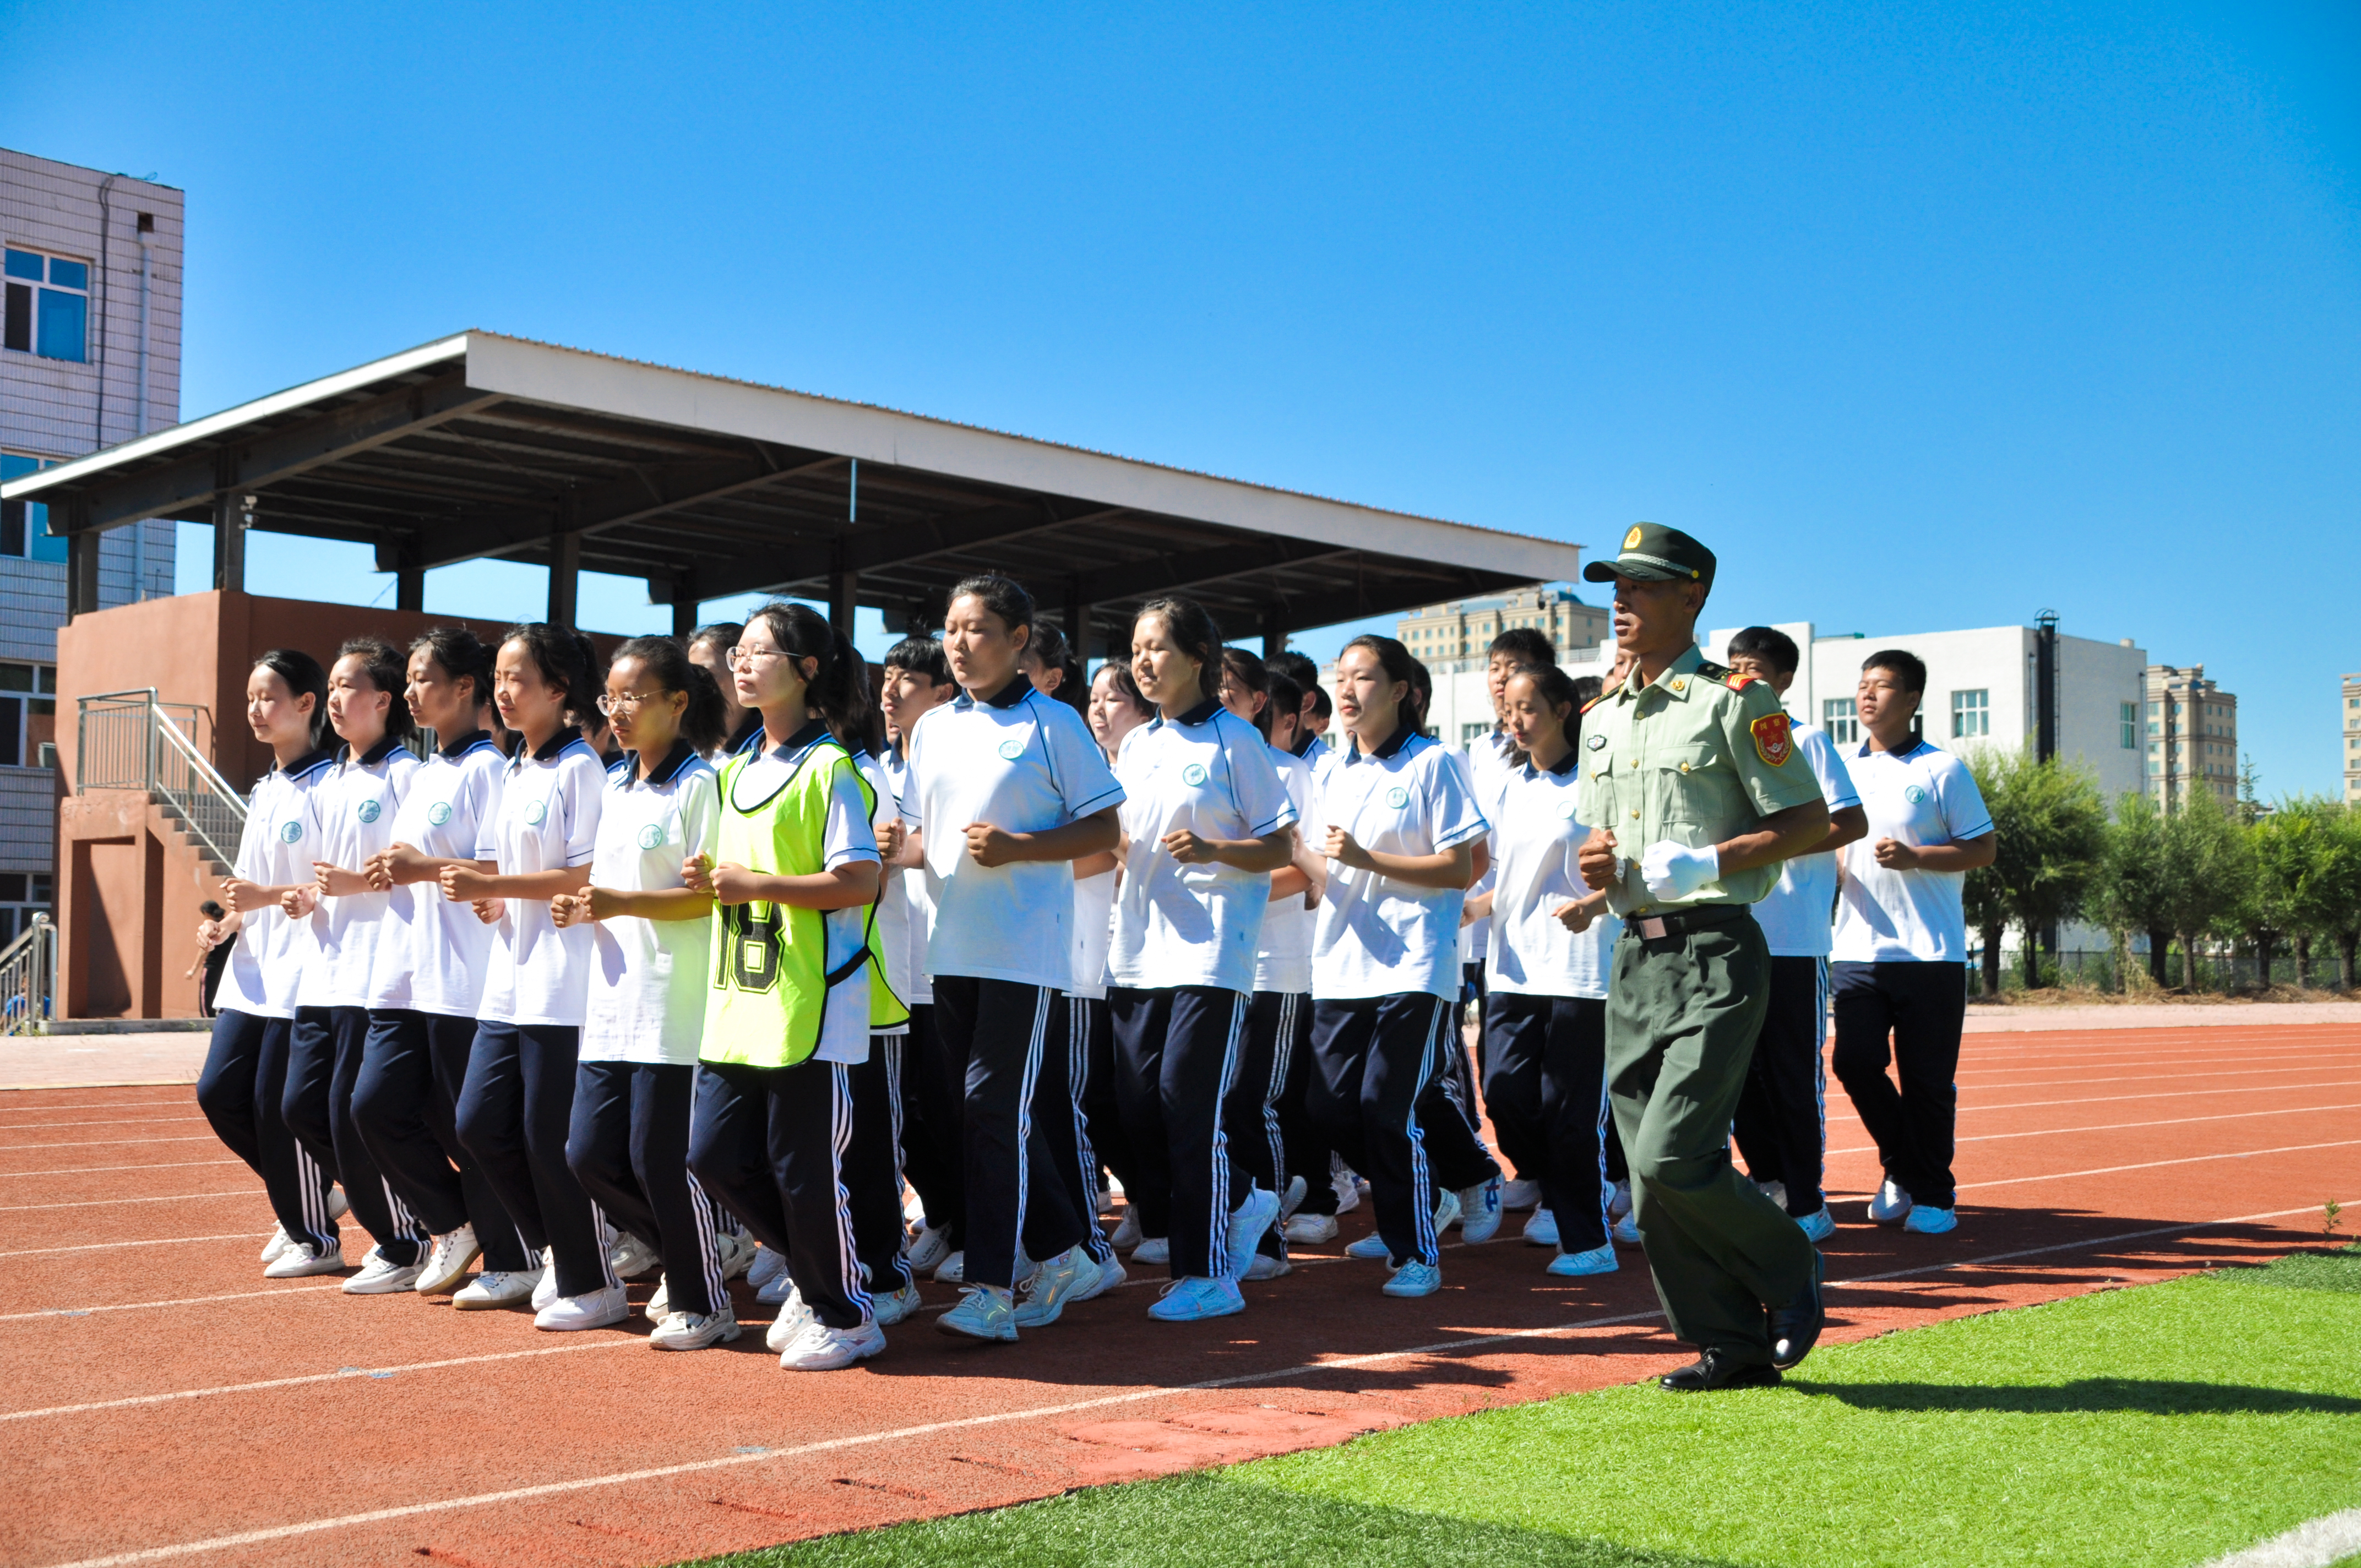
1623,525,1643,550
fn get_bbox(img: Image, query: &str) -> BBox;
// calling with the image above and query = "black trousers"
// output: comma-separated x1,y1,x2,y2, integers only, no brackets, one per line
896,1005,961,1239
1309,993,1499,1267
1831,960,1967,1210
285,1004,426,1264
1482,992,1611,1253
197,1009,336,1252
845,1035,917,1294
1035,997,1116,1264
1076,993,1138,1202
1732,957,1830,1215
1110,985,1251,1280
567,1061,725,1318
1237,990,1307,1257
1269,992,1335,1216
353,1009,531,1269
457,1021,614,1299
689,1057,868,1330
932,976,1086,1291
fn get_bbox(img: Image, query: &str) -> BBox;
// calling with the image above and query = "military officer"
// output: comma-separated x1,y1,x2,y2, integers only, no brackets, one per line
1575,523,1833,1391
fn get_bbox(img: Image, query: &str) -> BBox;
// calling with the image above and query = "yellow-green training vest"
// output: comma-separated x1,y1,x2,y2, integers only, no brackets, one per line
700,735,909,1070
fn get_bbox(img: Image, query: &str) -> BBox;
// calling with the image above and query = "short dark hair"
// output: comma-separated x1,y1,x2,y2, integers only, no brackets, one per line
1727,626,1800,679
254,648,331,750
1266,650,1320,691
1135,596,1225,706
1863,648,1927,695
946,573,1034,636
1261,672,1302,741
334,636,416,745
883,635,950,687
609,635,729,755
1306,682,1332,721
499,623,605,726
409,627,494,715
1489,626,1555,669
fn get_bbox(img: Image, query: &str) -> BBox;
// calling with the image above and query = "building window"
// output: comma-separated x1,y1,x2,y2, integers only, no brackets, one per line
2120,701,2137,748
1949,689,1989,739
1824,698,1857,744
0,871,55,945
0,664,57,767
3,248,89,363
1460,722,1490,744
0,454,70,562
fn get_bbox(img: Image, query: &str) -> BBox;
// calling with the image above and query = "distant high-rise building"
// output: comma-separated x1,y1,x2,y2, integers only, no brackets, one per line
2343,672,2360,805
1394,583,1607,677
2,148,183,939
2144,664,2238,812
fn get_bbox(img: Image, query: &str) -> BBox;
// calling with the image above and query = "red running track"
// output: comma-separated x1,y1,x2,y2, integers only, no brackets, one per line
3,1022,2356,1568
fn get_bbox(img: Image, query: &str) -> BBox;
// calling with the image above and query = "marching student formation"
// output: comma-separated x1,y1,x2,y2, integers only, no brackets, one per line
189,522,1995,1390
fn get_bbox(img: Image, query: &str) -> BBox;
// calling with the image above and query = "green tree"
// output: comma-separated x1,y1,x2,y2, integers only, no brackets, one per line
2156,785,2246,991
1961,749,2014,997
2272,799,2360,990
2092,790,2172,988
2238,808,2300,988
1961,748,2108,989
2313,805,2361,990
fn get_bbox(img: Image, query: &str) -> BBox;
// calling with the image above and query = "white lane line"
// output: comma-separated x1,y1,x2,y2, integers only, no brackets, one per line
0,1190,259,1212
0,1136,224,1152
0,1101,196,1114
1958,1079,2361,1114
2199,1509,2361,1568
0,1117,209,1131
1,1284,342,1324
0,1338,639,1422
0,1159,241,1179
1827,1102,2361,1157
1957,1050,2358,1079
0,1233,269,1260
1955,1064,2355,1095
1957,1140,2361,1191
36,1195,2355,1568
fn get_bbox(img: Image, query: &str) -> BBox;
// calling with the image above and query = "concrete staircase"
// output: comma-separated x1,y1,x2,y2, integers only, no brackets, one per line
153,794,233,880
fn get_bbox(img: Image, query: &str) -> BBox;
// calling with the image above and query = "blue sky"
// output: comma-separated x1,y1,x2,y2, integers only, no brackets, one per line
6,2,2357,796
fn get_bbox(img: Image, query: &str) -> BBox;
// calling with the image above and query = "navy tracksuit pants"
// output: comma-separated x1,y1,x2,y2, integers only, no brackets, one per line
197,1008,338,1252
931,976,1087,1292
1109,984,1250,1281
352,1008,532,1270
286,1004,426,1266
1482,992,1611,1254
689,1057,869,1330
567,1060,726,1318
457,1021,614,1299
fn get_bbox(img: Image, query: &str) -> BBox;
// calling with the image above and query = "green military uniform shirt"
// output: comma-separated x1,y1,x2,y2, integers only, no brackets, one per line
1577,643,1825,916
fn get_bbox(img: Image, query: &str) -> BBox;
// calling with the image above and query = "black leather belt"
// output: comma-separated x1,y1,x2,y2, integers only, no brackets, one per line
1623,902,1750,942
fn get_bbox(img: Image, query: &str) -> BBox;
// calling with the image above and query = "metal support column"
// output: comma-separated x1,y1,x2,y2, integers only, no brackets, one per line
1065,578,1092,663
211,489,245,595
828,537,858,635
394,537,424,612
1261,607,1289,661
671,570,700,639
548,504,581,628
66,526,101,619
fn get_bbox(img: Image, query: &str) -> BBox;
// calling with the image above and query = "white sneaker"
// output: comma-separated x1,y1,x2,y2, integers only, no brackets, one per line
609,1231,661,1279
937,1285,1018,1342
1013,1244,1097,1327
451,1267,542,1310
646,1274,670,1320
1458,1178,1504,1243
780,1316,886,1370
1870,1179,1914,1224
650,1304,742,1350
263,1241,344,1279
1245,1253,1291,1280
1611,1214,1642,1246
1431,1186,1464,1236
1608,1179,1633,1221
1382,1260,1440,1298
1146,1276,1244,1322
1523,1208,1560,1248
765,1285,816,1353
1223,1186,1281,1280
755,1267,797,1305
1902,1205,1957,1235
1332,1167,1363,1215
933,1249,967,1284
1073,1253,1127,1302
415,1225,481,1296
747,1244,788,1292
1755,1179,1789,1212
535,1285,629,1331
531,1250,560,1311
259,1224,292,1264
325,1186,351,1222
1283,1213,1339,1245
343,1244,426,1295
1109,1210,1144,1250
1280,1174,1308,1220
1131,1235,1169,1266
872,1283,923,1327
1499,1177,1542,1212
906,1223,953,1274
1546,1243,1618,1278
715,1229,759,1282
1797,1206,1836,1243
1345,1232,1392,1261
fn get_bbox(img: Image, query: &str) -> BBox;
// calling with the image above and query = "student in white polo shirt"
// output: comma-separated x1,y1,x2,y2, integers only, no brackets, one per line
1311,635,1497,1299
553,636,743,1351
356,628,534,1306
444,625,621,1332
1829,649,1995,1237
906,574,1124,1344
1102,616,1296,1324
1722,628,1868,1243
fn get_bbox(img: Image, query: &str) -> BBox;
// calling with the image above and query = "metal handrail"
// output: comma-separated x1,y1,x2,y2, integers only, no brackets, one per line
0,913,55,1036
75,689,247,865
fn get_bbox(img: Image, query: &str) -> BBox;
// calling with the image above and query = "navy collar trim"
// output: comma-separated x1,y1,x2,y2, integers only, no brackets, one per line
627,738,697,787
527,729,586,763
1543,745,1579,777
437,728,492,760
1167,698,1222,728
282,747,336,780
1858,736,1932,759
1351,722,1416,762
1289,731,1319,758
966,673,1032,710
349,734,402,767
765,718,834,756
726,710,765,754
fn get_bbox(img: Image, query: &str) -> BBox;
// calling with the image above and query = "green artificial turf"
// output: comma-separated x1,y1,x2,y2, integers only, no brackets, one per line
684,1247,2361,1568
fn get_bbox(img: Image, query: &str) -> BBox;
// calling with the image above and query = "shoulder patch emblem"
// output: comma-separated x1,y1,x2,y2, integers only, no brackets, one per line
1750,712,1793,767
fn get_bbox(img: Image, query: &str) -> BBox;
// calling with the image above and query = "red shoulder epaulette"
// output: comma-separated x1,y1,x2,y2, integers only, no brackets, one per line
1724,672,1757,692
1580,691,1612,714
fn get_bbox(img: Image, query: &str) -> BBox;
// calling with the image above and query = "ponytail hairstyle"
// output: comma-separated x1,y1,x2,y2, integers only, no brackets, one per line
1134,595,1224,706
945,572,1034,641
336,635,415,745
499,622,602,726
744,601,867,745
1219,646,1269,732
407,626,494,721
255,649,331,753
1504,663,1581,771
1339,634,1427,739
610,635,728,756
836,644,888,756
1024,621,1089,718
1408,657,1434,737
1261,671,1303,743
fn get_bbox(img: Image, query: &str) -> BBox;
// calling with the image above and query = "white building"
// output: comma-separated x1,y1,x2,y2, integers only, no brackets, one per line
2,148,182,938
1395,584,1609,675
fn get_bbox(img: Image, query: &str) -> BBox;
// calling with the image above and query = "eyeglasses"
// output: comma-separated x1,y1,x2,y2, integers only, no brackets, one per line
723,645,793,668
595,692,664,717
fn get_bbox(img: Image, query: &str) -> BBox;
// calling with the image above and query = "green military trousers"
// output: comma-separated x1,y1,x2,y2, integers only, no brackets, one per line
1606,906,1815,1364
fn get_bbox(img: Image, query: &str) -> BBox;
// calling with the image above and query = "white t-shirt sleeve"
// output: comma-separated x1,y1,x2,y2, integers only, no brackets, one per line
823,763,883,869
472,766,506,861
1802,726,1862,812
680,768,721,863
1430,748,1489,851
563,758,602,868
1047,703,1125,821
1226,722,1298,837
1936,755,1995,842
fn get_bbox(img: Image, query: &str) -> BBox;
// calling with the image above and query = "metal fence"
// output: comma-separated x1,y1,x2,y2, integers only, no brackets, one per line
76,689,247,866
0,913,56,1036
1967,948,2354,997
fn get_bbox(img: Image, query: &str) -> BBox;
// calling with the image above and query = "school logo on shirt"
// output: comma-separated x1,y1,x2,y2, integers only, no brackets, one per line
1181,762,1208,787
1385,786,1409,809
278,820,303,844
1905,784,1928,805
638,823,666,850
356,799,382,824
524,799,548,826
997,736,1026,761
1557,797,1580,819
426,802,453,826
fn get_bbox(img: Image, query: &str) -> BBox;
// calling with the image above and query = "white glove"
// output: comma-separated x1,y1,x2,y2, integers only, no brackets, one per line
1640,841,1720,901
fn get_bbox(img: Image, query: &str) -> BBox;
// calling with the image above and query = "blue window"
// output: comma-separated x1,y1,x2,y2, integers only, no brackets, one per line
35,289,84,362
46,258,86,291
2,249,40,281
3,245,90,362
0,454,70,563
